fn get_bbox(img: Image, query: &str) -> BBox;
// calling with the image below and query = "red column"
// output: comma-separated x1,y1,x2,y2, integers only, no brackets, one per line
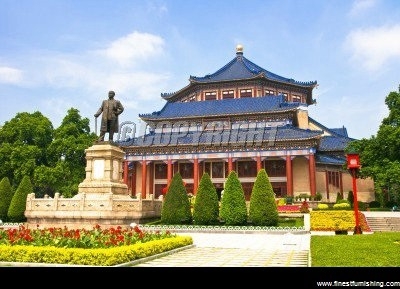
167,159,172,188
339,171,343,197
308,153,316,197
193,158,199,195
149,162,153,196
228,156,233,172
256,155,262,172
123,161,128,185
141,160,147,199
286,155,293,196
131,162,136,197
325,170,330,201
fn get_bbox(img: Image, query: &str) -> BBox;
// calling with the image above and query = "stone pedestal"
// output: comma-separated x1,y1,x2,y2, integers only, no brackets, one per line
78,142,128,195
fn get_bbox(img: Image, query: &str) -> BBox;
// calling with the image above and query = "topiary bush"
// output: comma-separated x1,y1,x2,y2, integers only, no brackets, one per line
160,173,192,225
248,169,278,226
7,175,33,222
192,173,220,225
219,171,247,226
335,192,343,203
0,177,14,222
347,190,354,208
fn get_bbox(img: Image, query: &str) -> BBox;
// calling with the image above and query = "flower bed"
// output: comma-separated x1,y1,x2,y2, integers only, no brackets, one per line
277,205,301,213
0,224,193,266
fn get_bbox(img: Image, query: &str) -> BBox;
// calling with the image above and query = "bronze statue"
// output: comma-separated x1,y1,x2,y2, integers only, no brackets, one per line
94,90,124,142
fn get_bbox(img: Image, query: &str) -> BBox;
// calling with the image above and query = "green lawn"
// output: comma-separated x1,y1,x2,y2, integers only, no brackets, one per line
311,232,400,266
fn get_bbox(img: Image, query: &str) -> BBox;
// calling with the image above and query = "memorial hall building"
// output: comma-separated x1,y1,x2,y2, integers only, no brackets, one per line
119,45,374,203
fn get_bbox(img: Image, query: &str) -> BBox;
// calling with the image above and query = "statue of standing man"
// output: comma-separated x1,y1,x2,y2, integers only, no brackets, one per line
94,90,124,142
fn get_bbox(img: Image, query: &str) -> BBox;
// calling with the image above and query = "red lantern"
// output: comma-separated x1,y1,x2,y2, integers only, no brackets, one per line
346,153,361,170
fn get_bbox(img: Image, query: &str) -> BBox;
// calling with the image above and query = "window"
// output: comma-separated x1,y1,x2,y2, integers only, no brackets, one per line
237,161,257,177
265,89,275,95
328,171,340,187
240,89,252,98
292,95,302,103
179,162,193,179
265,160,286,177
154,163,167,179
205,91,217,100
222,90,235,99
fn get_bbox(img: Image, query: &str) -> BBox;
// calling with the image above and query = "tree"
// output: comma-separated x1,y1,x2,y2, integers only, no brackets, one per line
347,190,354,208
346,90,400,206
161,173,192,224
192,173,219,225
34,108,97,197
248,169,278,226
0,111,53,188
0,177,14,222
219,171,247,225
8,175,33,222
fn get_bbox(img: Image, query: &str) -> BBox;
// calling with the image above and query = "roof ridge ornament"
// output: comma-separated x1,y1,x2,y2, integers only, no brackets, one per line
236,44,243,56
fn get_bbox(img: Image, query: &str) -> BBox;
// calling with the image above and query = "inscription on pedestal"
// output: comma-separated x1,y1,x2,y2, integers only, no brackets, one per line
93,159,105,179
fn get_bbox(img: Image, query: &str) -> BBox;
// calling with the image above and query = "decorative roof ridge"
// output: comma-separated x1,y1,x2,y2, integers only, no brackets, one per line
189,57,239,81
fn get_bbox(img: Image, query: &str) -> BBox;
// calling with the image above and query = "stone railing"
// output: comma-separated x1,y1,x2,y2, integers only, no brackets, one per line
25,192,162,213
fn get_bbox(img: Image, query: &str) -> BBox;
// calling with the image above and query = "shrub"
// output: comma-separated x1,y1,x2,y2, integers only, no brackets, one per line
0,177,14,222
161,173,192,225
369,200,381,208
248,169,278,226
192,173,219,225
315,192,322,201
317,203,329,210
347,190,354,208
219,171,247,225
332,203,351,210
335,192,343,203
8,175,32,222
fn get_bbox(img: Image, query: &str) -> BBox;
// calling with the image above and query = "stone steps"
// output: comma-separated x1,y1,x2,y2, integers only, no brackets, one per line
366,216,400,232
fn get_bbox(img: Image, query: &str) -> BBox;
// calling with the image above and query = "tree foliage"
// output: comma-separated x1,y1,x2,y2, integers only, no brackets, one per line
192,173,220,225
0,111,53,188
0,177,14,222
346,90,400,206
8,175,33,222
161,173,192,224
219,171,247,225
248,169,278,226
0,108,96,198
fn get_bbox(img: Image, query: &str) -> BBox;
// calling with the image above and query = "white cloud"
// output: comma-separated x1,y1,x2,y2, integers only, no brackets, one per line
344,24,400,71
348,0,377,17
0,66,23,84
100,31,165,66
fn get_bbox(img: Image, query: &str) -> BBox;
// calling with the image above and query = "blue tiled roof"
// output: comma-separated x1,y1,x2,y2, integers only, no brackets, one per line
315,154,346,165
189,52,317,87
140,95,301,119
116,124,322,147
330,127,348,137
318,135,353,152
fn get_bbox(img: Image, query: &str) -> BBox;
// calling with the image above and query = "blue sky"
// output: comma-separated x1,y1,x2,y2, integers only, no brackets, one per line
1,0,400,140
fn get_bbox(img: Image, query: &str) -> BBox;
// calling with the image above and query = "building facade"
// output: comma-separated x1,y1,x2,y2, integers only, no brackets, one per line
119,45,374,203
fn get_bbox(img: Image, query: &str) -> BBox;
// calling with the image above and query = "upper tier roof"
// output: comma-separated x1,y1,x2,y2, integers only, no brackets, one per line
189,46,317,86
140,95,302,120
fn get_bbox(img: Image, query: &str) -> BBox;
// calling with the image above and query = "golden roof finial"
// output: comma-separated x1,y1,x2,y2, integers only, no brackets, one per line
236,44,243,54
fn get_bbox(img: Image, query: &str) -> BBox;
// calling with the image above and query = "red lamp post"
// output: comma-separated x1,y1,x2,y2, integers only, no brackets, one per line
346,153,362,234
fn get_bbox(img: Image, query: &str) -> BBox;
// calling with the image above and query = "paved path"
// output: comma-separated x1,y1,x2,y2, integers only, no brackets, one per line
131,231,311,267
